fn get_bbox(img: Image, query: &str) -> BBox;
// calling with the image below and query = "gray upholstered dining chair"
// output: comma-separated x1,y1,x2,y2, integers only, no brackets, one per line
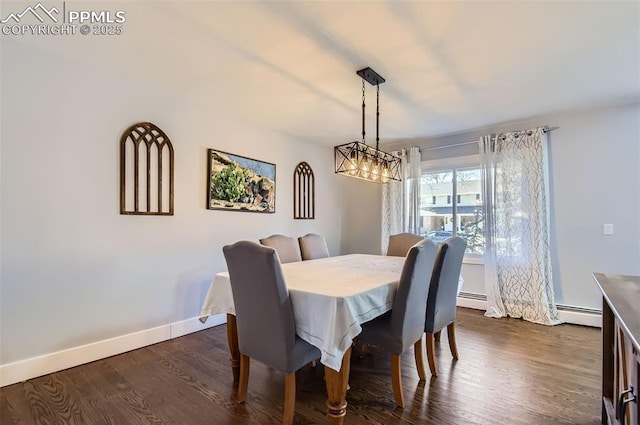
424,236,467,377
298,233,330,260
259,234,302,263
223,241,321,425
386,232,424,257
356,239,438,407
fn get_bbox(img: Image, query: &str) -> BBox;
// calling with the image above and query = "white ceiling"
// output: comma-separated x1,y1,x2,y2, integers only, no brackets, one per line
14,1,640,146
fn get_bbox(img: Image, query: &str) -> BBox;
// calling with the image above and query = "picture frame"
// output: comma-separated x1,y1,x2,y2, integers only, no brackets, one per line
207,149,276,213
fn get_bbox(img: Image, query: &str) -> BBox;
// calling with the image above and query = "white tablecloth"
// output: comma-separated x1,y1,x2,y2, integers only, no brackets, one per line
200,253,464,372
201,254,404,371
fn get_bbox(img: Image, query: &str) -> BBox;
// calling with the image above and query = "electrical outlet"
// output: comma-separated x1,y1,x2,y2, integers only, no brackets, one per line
603,224,614,235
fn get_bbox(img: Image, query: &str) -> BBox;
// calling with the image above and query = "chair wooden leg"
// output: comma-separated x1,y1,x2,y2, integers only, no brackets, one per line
447,322,459,360
226,314,240,382
426,333,438,377
413,337,427,381
283,372,296,425
390,354,405,407
434,330,442,342
237,354,250,403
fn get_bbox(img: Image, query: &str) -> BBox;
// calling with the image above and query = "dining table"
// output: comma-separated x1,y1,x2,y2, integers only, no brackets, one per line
199,253,463,424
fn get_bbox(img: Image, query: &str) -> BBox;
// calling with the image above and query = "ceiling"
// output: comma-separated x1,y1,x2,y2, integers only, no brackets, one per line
12,1,640,146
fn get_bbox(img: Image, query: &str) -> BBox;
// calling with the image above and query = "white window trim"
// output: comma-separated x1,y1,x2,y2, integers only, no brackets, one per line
421,154,485,265
422,154,480,173
463,254,484,265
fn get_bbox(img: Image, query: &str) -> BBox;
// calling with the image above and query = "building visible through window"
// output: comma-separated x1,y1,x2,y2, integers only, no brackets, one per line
420,167,484,254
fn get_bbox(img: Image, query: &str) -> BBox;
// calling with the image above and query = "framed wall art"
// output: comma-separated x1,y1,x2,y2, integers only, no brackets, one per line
293,161,315,219
120,122,174,216
207,149,276,213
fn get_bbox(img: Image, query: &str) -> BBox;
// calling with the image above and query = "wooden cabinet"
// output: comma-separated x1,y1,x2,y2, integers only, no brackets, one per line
594,273,639,425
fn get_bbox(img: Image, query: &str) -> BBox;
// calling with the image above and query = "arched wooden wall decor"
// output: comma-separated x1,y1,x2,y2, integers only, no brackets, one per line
120,122,174,215
293,161,315,219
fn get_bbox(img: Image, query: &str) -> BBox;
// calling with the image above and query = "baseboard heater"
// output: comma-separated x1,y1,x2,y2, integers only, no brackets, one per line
555,304,601,315
458,292,602,315
459,291,486,301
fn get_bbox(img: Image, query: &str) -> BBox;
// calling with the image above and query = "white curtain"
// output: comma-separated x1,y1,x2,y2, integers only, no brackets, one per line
381,146,421,254
480,128,560,325
381,150,405,254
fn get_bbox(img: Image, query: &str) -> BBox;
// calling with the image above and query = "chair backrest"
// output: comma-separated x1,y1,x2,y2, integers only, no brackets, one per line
223,241,296,370
425,236,467,333
388,239,438,353
298,233,330,260
387,233,424,257
259,234,302,263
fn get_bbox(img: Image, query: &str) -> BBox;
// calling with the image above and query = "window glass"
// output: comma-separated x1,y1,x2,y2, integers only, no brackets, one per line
456,168,484,254
420,170,453,242
420,166,484,255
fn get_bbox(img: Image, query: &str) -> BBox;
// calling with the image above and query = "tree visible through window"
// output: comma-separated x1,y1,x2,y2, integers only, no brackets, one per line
420,167,484,254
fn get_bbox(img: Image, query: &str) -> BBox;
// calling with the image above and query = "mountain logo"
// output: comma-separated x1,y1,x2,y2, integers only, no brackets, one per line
1,3,60,24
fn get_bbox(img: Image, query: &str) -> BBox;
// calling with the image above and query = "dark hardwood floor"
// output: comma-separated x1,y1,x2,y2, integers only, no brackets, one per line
1,308,602,425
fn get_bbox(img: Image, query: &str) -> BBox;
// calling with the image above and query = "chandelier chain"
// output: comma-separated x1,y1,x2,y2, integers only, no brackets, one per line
361,79,366,144
376,84,380,151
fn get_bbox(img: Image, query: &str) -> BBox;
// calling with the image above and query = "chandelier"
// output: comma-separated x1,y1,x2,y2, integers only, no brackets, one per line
334,67,402,183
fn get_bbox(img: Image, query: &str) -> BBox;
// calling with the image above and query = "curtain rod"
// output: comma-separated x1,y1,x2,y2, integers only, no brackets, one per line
420,126,559,152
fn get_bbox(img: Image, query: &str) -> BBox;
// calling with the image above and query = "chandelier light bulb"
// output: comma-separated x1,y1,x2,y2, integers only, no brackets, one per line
372,158,381,181
348,151,358,175
360,157,370,179
381,164,390,183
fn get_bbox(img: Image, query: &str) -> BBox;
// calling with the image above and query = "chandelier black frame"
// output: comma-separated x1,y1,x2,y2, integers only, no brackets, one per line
334,67,402,183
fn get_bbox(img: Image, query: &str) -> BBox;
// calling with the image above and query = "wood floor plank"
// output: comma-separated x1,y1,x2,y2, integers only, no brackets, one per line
63,363,134,425
0,308,602,424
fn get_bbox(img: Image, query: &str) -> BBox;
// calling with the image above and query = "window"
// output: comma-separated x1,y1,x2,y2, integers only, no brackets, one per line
420,156,484,256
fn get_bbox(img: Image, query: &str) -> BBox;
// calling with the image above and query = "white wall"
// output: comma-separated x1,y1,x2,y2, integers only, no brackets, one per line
0,32,346,369
340,177,382,255
349,101,640,311
546,102,640,307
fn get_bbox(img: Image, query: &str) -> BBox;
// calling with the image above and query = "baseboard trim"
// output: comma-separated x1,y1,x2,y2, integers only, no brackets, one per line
457,293,602,328
0,314,226,388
